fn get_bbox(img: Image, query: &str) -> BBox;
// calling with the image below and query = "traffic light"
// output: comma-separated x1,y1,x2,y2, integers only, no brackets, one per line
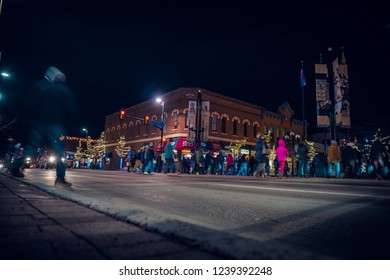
119,109,125,120
144,115,150,125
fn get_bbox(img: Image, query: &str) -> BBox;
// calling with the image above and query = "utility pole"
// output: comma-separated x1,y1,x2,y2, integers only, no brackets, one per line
195,90,202,151
301,60,306,140
327,47,337,141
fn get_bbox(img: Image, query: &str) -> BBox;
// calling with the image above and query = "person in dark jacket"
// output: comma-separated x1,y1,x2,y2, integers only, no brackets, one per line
164,138,176,174
341,142,361,178
370,135,390,180
237,154,248,176
25,67,76,187
296,139,309,178
254,133,268,178
143,142,155,174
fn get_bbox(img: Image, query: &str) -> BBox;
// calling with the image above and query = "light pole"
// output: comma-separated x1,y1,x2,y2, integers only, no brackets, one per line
0,72,10,104
156,97,165,151
82,128,88,138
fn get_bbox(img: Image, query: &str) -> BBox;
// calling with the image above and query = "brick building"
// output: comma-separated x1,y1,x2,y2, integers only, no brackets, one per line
104,87,305,169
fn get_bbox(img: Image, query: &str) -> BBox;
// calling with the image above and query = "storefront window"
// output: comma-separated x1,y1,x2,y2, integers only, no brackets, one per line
212,115,217,131
233,119,238,135
222,117,227,133
244,122,248,137
174,112,178,129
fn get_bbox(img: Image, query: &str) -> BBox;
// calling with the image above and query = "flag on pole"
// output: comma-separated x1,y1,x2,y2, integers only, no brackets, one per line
300,65,306,87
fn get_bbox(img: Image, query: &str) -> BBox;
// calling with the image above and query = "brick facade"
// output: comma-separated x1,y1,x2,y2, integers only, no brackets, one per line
104,87,305,169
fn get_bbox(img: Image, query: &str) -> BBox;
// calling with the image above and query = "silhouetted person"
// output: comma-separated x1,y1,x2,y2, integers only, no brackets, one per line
370,135,390,180
26,67,76,187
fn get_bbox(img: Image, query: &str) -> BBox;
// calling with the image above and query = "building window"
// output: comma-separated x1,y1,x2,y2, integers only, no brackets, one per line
244,122,248,137
211,115,217,131
264,125,268,135
222,117,227,133
185,111,189,128
173,112,178,129
233,119,238,135
253,125,257,138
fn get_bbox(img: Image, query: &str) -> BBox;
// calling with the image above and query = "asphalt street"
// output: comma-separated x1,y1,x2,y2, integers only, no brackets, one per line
1,169,390,260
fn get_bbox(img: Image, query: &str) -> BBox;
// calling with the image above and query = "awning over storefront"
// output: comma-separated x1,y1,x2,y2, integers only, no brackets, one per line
175,138,194,150
155,138,236,152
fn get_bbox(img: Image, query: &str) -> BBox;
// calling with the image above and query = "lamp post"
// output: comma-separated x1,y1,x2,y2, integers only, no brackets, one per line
156,97,165,151
0,72,10,104
82,128,88,138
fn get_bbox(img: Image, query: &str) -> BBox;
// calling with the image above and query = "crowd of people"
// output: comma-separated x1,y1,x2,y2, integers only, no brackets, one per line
121,133,389,180
3,133,389,181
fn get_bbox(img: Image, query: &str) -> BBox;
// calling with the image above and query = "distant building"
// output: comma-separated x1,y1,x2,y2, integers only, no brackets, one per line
103,88,305,169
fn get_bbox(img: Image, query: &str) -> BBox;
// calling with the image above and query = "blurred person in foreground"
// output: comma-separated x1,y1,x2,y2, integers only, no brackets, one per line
370,133,390,180
25,67,76,187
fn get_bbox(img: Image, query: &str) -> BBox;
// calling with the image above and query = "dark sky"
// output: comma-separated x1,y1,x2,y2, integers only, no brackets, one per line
1,0,389,143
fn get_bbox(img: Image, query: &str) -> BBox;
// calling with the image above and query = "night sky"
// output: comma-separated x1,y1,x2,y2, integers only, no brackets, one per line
0,0,389,147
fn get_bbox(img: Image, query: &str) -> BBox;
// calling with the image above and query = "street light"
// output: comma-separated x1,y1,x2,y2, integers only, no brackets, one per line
0,72,10,103
156,97,165,151
82,128,88,138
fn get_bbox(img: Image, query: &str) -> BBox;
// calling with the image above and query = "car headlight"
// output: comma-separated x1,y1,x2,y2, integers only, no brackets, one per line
49,156,56,163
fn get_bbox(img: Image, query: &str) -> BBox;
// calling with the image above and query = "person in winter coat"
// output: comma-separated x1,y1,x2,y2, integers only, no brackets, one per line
254,133,268,178
341,142,361,178
237,154,248,176
164,139,176,174
125,154,132,172
327,140,341,178
143,142,155,174
226,153,234,174
8,143,25,177
370,134,390,180
275,139,289,178
216,150,225,175
296,139,309,178
25,67,76,187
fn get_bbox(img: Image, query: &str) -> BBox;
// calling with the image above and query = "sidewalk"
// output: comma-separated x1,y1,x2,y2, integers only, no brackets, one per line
0,173,223,260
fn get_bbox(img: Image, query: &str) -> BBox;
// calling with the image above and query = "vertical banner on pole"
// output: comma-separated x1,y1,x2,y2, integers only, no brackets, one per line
315,64,331,127
200,101,210,141
333,59,351,128
188,101,197,140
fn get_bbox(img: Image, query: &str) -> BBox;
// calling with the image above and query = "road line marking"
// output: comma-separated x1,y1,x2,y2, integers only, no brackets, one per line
205,183,390,200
